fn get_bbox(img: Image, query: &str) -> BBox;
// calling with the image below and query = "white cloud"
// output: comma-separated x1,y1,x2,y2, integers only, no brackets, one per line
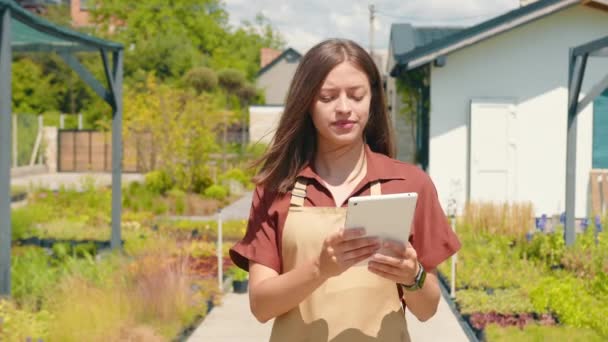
223,0,521,53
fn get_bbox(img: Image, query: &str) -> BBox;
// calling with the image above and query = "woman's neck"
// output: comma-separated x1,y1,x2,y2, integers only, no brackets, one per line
314,140,366,187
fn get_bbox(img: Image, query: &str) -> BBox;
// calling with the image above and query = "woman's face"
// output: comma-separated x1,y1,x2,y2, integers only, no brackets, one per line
311,61,371,149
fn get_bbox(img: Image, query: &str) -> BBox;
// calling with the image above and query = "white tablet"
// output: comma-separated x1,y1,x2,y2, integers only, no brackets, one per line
345,192,418,251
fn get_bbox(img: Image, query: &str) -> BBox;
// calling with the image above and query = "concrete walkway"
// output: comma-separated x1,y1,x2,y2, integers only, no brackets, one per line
187,192,470,341
11,172,144,190
188,289,469,342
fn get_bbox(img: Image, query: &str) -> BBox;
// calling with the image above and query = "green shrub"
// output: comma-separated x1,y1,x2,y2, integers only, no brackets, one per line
183,67,218,93
227,266,248,281
486,324,605,342
191,173,213,194
11,208,36,240
456,289,535,314
144,170,174,195
530,274,608,337
522,229,565,268
11,247,61,310
0,299,52,341
219,168,250,187
203,184,228,200
157,219,247,240
168,188,187,215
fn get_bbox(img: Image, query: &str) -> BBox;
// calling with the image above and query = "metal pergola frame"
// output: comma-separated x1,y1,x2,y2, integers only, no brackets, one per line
566,34,608,246
1,0,123,296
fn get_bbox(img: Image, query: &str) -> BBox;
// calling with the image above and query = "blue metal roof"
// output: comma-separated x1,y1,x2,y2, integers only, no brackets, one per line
390,23,463,57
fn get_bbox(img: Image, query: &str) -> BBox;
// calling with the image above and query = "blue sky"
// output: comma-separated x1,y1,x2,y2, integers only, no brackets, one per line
223,0,522,53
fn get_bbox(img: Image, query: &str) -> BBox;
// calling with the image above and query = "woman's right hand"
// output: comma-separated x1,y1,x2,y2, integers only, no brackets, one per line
317,228,381,279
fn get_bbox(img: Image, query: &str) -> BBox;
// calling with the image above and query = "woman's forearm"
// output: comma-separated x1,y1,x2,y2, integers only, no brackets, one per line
249,259,327,323
403,270,440,321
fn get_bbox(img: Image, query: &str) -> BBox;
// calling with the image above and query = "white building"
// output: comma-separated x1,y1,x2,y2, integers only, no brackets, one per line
387,0,608,218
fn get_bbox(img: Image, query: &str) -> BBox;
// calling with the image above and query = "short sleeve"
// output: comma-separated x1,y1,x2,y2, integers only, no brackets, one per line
410,176,461,270
229,185,281,273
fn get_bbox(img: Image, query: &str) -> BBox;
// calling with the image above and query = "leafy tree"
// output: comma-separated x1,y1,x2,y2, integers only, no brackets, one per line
12,57,59,114
123,74,224,191
90,1,284,81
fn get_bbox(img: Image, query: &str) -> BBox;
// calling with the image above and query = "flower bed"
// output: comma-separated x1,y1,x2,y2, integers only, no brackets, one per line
2,185,246,341
438,203,608,341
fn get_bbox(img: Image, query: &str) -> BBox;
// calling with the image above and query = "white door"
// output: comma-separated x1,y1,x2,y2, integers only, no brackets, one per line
469,99,518,203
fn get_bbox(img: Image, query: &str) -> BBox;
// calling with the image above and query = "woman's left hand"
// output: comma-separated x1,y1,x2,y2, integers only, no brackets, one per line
367,240,419,285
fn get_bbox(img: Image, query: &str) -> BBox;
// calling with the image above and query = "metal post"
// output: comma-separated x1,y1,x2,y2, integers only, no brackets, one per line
565,50,587,246
30,115,43,166
37,115,43,164
78,113,83,130
60,113,64,129
450,214,457,298
217,209,223,291
12,114,16,167
110,50,123,250
0,8,13,297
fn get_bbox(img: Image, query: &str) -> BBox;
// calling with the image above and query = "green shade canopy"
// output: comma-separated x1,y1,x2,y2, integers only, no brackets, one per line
0,0,122,53
1,0,124,297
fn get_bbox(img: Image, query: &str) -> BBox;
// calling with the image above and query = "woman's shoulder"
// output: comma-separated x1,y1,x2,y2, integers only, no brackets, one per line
252,184,289,211
368,150,432,185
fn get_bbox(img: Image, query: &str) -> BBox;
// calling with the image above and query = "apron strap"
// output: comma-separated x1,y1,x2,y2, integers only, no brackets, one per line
290,178,308,207
370,180,382,196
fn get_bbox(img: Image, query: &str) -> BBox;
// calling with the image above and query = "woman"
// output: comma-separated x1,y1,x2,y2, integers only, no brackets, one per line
230,39,461,342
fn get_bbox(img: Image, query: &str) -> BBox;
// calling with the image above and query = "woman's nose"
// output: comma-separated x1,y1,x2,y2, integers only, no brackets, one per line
336,94,351,113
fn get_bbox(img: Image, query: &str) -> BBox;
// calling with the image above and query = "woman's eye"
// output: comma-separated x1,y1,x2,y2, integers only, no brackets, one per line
350,95,364,101
319,96,334,102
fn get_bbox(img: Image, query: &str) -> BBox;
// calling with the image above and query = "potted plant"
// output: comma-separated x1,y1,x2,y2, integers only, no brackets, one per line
229,266,249,293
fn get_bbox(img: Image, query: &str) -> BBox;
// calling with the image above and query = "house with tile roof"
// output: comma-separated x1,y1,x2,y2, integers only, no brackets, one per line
250,47,302,144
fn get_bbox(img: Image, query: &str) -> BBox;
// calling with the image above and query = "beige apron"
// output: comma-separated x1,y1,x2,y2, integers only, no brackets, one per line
269,178,411,342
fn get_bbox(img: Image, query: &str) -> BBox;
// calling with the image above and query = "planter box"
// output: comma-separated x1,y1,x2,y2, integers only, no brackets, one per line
233,280,248,293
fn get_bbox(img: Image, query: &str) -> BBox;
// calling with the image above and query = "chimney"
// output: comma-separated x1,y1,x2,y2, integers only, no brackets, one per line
520,0,539,7
260,48,282,68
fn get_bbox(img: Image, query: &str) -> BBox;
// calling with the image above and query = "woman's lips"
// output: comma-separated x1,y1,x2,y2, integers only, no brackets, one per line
332,120,356,129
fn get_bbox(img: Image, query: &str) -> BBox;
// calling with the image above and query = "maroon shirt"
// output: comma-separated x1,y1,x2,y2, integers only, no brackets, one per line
230,144,461,274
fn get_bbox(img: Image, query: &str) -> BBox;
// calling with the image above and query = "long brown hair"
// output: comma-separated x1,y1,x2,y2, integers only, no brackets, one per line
253,38,396,193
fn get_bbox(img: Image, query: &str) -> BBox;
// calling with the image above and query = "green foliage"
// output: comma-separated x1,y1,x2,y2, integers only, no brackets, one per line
237,82,258,103
228,266,248,281
183,67,218,94
209,13,286,79
12,58,59,114
158,219,247,241
0,299,52,342
144,170,175,195
124,181,164,214
11,247,61,310
168,188,187,215
486,324,605,342
521,229,566,268
456,289,535,315
219,168,251,188
124,75,221,192
11,208,36,241
442,224,544,290
218,68,246,94
203,184,228,200
529,274,608,337
90,0,284,81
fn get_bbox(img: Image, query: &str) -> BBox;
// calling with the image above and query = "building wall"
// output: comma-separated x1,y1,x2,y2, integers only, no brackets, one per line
257,56,299,105
70,0,90,27
249,106,284,145
428,5,608,217
386,46,417,163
